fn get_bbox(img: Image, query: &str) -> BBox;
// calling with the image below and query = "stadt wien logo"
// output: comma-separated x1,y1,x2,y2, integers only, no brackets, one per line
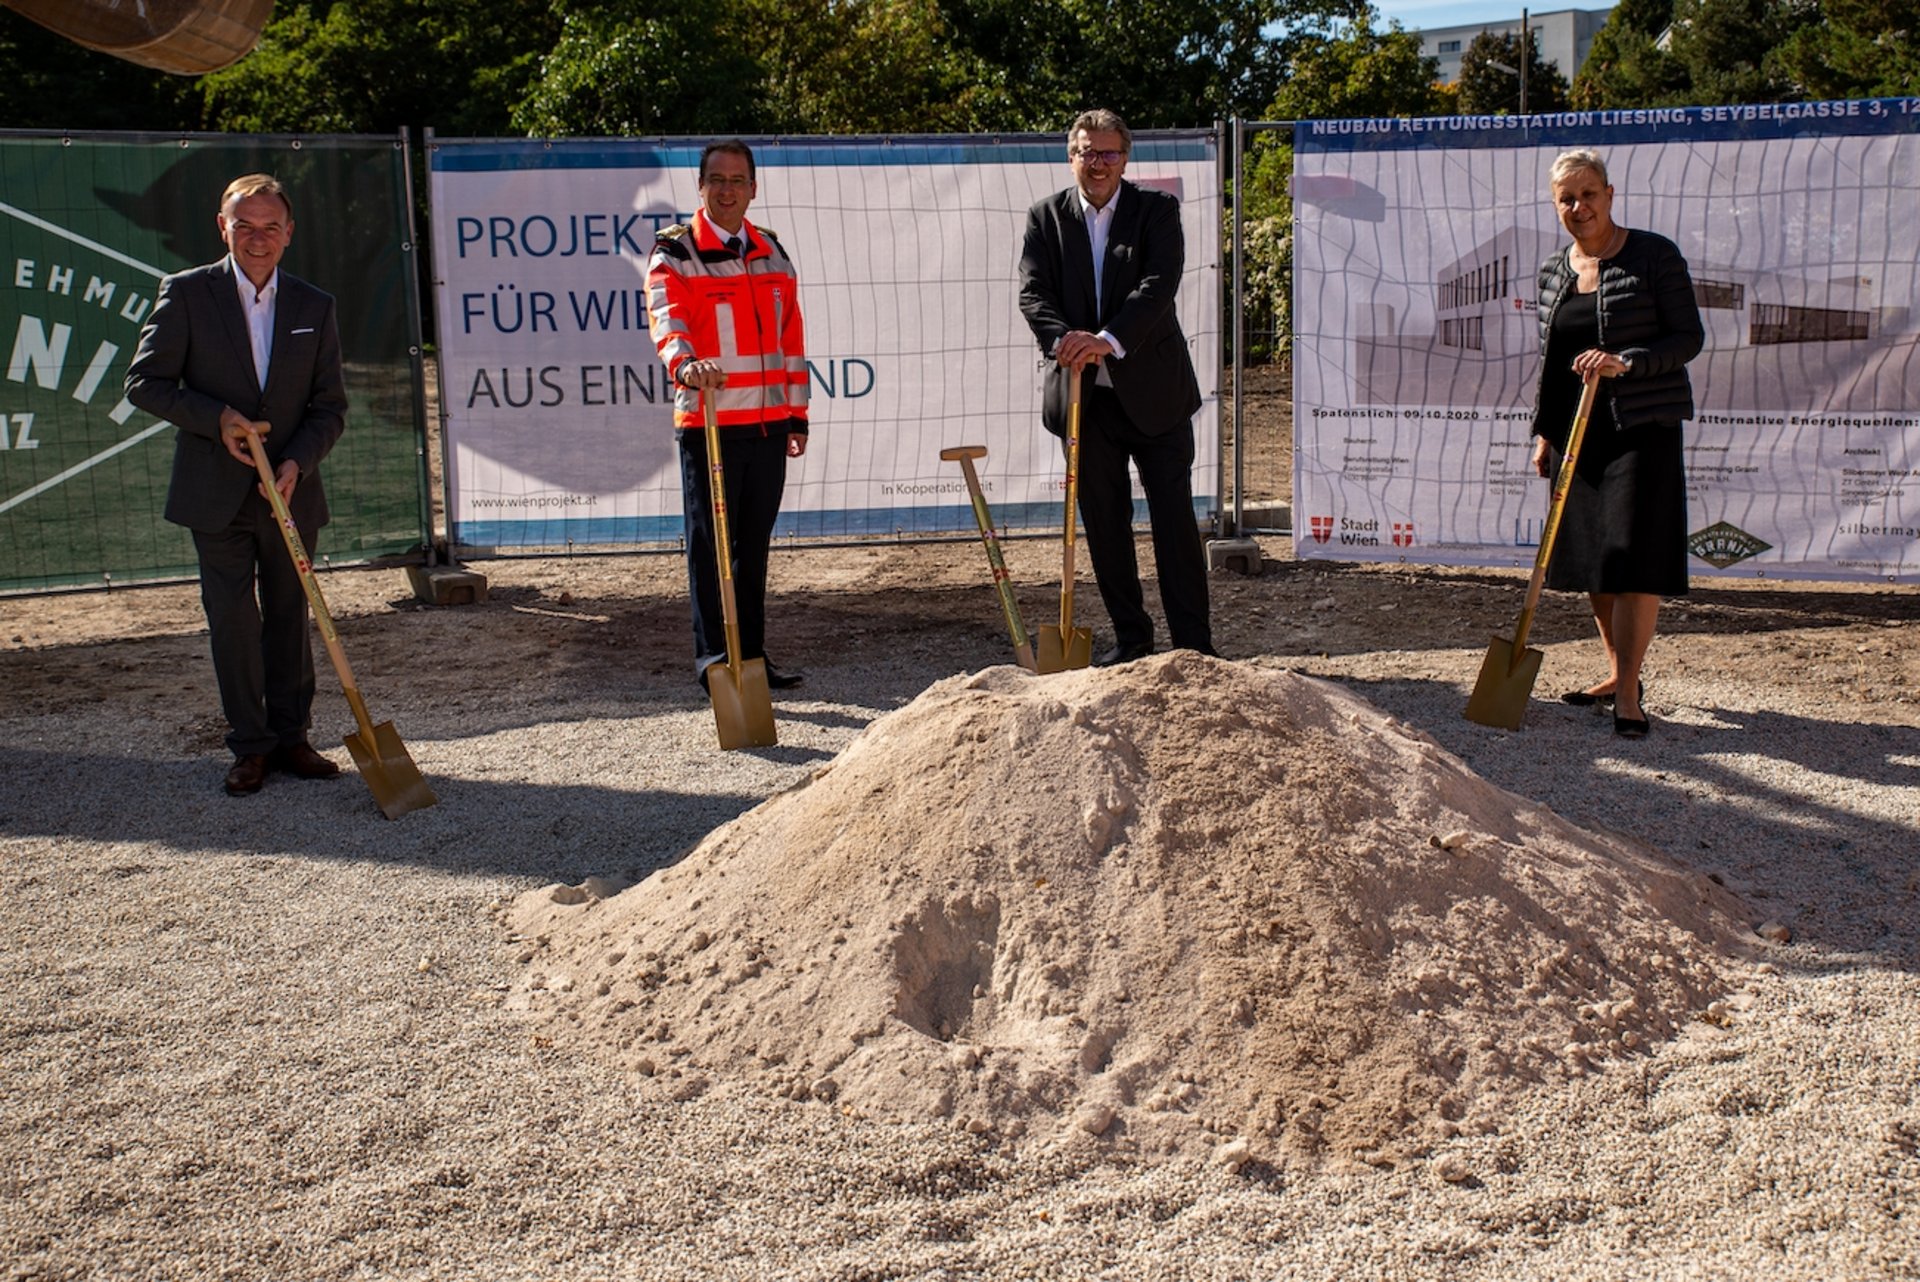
1309,515,1334,544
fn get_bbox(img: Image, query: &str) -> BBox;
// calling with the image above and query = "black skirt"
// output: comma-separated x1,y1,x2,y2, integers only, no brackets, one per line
1545,423,1690,596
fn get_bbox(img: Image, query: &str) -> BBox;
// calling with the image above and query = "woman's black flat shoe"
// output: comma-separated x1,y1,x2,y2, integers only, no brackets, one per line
1564,680,1644,709
1613,711,1651,739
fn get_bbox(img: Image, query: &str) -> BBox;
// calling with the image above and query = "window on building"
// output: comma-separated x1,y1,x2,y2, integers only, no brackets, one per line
1694,279,1744,309
1750,303,1870,345
1438,40,1461,53
1441,315,1484,351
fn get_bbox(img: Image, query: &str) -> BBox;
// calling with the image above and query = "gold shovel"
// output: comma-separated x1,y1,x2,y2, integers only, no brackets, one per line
1465,374,1600,730
699,395,777,750
246,428,436,818
940,444,1036,671
1036,365,1093,673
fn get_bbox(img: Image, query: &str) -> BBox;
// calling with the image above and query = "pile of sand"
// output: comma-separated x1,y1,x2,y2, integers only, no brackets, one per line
506,654,1753,1162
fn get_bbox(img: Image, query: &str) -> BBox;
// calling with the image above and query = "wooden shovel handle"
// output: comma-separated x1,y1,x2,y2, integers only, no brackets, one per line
947,447,1033,662
701,394,748,676
1511,374,1599,658
244,428,379,744
1060,365,1083,634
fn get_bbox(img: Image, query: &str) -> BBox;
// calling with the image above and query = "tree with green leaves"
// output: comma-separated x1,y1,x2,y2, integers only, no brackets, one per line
515,0,1368,136
1572,0,1914,107
1662,0,1803,103
751,0,1007,133
1232,13,1444,358
935,0,1357,130
1571,17,1690,108
1265,13,1445,123
199,0,559,135
1456,29,1570,114
511,0,768,136
0,8,202,132
1770,0,1920,99
514,0,1009,136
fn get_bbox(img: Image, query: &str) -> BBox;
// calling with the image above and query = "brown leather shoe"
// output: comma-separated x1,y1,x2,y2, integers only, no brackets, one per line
273,742,342,780
224,754,269,796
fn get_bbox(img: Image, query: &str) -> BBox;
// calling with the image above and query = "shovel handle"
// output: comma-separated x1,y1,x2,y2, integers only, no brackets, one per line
1510,373,1600,659
244,428,380,745
946,447,1034,667
1060,365,1083,634
700,394,748,677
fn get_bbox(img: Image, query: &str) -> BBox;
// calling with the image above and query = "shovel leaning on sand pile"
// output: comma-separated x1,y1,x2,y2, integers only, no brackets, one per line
1464,373,1599,730
245,427,437,818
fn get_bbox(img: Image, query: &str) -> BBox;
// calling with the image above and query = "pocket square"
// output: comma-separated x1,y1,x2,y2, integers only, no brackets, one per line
291,326,315,335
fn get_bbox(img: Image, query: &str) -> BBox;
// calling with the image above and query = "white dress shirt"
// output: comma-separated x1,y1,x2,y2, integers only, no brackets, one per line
1076,189,1127,386
230,257,278,391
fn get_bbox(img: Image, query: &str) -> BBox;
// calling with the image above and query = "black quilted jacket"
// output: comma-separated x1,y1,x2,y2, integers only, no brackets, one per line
1533,228,1705,437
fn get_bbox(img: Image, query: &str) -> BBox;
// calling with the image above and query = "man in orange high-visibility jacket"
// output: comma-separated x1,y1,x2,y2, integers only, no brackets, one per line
647,139,811,691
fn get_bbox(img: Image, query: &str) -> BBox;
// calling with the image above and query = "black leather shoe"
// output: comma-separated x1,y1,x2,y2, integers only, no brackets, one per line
1613,710,1651,739
1093,642,1154,668
273,742,342,779
764,663,804,690
224,754,269,795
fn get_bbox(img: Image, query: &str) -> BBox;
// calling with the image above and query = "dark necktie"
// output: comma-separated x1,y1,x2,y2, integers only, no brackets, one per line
726,235,742,257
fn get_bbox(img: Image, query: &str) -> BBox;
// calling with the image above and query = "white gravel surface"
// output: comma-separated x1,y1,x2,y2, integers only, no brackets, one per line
2,553,1916,1281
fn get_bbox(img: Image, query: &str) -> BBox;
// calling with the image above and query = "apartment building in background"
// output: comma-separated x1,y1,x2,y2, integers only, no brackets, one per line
1415,8,1614,86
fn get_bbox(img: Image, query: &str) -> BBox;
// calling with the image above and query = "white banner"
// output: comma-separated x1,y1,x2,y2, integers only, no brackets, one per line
427,135,1221,549
1293,100,1920,582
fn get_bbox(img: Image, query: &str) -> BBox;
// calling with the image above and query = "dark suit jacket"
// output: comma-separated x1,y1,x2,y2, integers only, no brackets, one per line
1017,179,1202,437
125,258,348,535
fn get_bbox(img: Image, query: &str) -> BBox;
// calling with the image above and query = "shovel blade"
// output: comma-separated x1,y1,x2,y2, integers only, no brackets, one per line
708,659,777,750
1464,635,1544,730
343,721,437,819
1035,625,1093,674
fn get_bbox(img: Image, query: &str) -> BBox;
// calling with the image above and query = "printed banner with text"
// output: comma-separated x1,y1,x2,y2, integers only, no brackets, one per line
427,135,1221,549
1293,100,1920,582
2,131,429,593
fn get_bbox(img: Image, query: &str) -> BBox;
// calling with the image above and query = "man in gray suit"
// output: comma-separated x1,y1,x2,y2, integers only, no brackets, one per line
1019,108,1214,666
127,174,348,796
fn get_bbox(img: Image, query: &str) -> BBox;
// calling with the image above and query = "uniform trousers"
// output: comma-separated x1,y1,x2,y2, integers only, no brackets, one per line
679,427,789,679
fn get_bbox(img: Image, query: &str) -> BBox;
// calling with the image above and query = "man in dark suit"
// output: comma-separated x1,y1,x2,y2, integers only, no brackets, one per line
1019,108,1214,666
126,174,348,796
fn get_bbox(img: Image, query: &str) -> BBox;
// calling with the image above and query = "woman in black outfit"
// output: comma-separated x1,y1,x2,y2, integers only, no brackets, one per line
1532,148,1704,738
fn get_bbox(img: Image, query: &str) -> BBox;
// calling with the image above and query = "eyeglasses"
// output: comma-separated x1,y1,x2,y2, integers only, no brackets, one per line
1072,148,1127,166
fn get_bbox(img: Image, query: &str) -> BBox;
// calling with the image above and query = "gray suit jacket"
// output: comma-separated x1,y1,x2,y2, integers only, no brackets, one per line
125,258,347,534
1017,179,1202,437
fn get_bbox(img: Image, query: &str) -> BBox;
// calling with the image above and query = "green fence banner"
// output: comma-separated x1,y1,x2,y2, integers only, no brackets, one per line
1,130,430,593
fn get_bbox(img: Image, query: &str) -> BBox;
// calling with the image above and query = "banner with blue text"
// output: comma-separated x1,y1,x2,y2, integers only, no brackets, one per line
426,134,1221,550
1293,100,1920,581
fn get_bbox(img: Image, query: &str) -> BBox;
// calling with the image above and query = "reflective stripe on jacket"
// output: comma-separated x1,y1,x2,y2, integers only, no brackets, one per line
646,209,809,431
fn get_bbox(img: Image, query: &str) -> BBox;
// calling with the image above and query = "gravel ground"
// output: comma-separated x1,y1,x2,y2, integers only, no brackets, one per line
1,538,1915,1280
